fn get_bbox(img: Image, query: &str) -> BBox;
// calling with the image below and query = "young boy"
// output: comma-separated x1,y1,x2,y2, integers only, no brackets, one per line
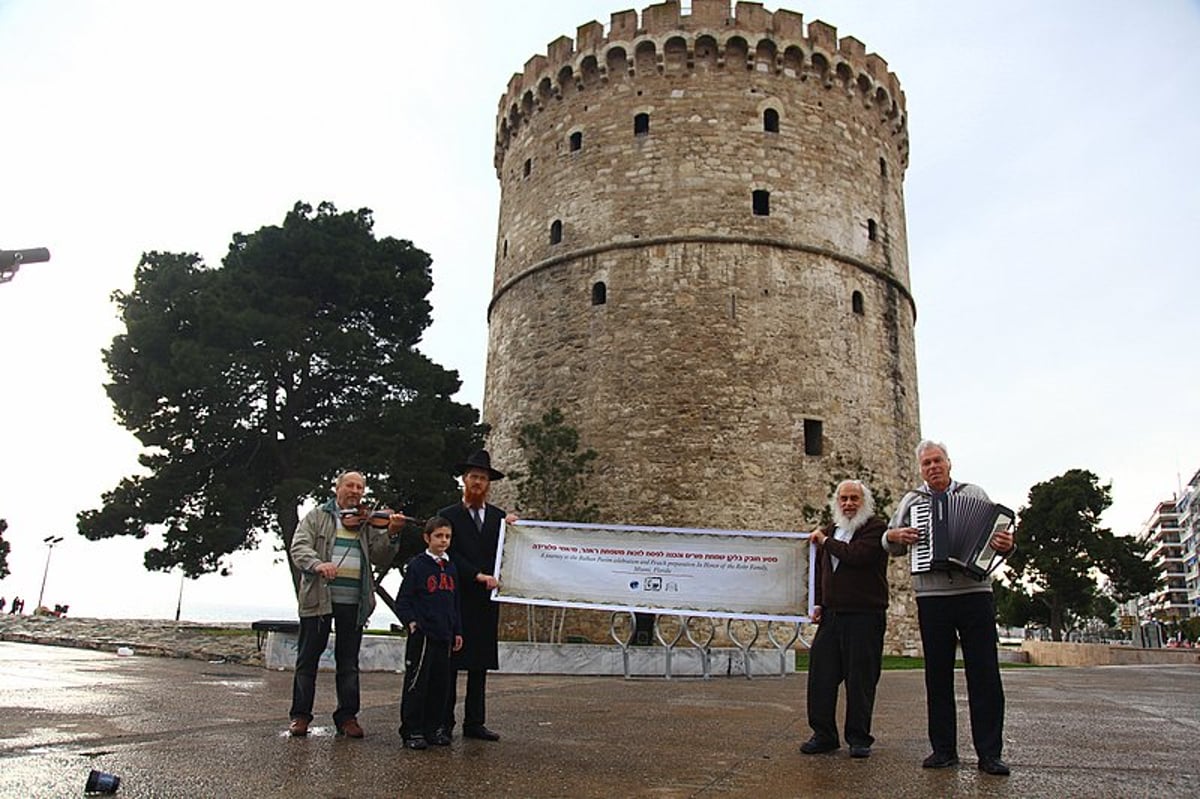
396,516,463,750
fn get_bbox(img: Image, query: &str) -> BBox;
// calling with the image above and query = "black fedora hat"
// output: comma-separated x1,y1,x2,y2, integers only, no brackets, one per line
455,449,505,481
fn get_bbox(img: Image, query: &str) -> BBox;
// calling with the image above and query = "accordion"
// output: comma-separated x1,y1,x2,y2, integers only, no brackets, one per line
909,493,1014,579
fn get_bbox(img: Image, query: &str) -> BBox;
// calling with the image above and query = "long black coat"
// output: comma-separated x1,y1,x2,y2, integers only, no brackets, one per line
438,501,505,671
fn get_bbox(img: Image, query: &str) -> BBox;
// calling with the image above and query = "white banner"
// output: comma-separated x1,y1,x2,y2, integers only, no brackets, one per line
494,520,814,622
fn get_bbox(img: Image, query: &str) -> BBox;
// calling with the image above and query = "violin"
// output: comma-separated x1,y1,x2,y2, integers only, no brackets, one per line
339,503,409,532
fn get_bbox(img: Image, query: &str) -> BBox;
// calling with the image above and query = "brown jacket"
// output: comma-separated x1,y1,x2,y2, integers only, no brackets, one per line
813,516,889,612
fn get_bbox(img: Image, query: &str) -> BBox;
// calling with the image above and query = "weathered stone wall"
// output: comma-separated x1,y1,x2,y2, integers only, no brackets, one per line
484,1,922,654
1021,640,1200,667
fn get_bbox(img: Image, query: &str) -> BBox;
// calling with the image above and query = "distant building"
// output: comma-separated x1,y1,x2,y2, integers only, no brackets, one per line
1136,499,1190,622
1176,469,1200,615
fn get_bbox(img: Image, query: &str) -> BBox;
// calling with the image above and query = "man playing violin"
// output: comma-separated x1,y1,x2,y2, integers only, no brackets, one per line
288,470,410,738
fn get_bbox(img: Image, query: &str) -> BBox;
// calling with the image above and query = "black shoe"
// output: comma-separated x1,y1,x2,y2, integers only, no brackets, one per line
922,751,959,769
800,738,839,755
428,729,452,746
405,735,428,750
978,757,1010,776
849,745,871,759
463,725,500,741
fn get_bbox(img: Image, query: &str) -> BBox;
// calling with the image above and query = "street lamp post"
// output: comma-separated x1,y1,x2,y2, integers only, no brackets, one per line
175,568,185,622
0,247,51,284
36,535,64,612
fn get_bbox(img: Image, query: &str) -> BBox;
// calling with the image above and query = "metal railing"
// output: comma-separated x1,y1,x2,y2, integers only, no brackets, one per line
609,611,809,680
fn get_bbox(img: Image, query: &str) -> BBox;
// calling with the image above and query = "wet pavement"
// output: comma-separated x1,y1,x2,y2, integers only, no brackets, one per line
1,641,1197,798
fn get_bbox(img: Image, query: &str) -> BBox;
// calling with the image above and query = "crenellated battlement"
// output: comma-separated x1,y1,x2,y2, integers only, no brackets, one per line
484,1,922,655
495,0,907,166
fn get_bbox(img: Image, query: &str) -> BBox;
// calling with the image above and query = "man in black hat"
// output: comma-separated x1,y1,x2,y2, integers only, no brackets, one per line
438,449,516,741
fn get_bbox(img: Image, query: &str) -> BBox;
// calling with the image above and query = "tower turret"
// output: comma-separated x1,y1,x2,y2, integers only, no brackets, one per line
484,0,921,651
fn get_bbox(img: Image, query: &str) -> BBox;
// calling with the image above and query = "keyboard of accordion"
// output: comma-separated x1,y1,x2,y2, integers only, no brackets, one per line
909,500,933,574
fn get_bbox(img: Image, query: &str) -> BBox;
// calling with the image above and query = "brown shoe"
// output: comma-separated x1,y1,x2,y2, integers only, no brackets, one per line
288,718,309,737
337,718,365,738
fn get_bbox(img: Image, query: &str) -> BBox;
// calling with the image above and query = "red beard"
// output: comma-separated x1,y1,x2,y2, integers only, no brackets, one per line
464,482,489,507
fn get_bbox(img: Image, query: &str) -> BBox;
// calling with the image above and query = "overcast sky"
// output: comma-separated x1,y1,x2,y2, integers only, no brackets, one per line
1,0,1196,623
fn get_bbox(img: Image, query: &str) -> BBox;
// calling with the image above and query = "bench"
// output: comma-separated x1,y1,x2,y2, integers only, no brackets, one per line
251,619,300,651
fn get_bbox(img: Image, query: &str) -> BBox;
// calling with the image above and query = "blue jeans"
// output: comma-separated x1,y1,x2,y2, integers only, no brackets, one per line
290,602,363,727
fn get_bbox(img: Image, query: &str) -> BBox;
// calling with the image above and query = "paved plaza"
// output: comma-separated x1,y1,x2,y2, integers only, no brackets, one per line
0,641,1196,798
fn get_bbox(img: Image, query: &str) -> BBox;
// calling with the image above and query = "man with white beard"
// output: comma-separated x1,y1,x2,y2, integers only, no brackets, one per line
799,479,889,759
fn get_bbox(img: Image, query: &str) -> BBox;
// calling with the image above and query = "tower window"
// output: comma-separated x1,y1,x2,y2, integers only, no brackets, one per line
804,419,824,456
634,113,650,136
503,239,508,258
550,219,563,245
879,157,888,177
569,131,582,151
867,219,878,241
763,108,780,133
523,158,531,177
852,291,864,315
752,190,770,216
591,281,607,306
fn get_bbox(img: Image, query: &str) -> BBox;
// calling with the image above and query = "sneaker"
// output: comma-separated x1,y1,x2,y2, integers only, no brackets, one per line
337,718,365,738
405,735,428,750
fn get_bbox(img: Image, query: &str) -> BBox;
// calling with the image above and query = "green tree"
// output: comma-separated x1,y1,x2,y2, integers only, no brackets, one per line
77,202,485,592
1180,616,1200,644
512,407,599,522
1004,469,1160,641
510,407,599,643
994,580,1048,629
0,519,10,580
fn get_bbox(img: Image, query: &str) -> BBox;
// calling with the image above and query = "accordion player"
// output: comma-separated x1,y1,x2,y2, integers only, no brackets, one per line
909,493,1015,580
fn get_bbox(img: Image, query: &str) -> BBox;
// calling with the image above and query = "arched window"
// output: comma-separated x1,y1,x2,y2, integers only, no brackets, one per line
569,131,582,151
550,219,563,245
591,281,607,306
664,36,688,73
634,40,657,75
752,190,770,216
694,35,718,69
852,290,864,315
606,46,629,76
879,157,887,177
763,108,780,133
867,219,878,241
634,112,650,136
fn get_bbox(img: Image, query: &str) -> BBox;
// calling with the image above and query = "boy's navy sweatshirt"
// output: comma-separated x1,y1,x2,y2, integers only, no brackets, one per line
395,552,462,643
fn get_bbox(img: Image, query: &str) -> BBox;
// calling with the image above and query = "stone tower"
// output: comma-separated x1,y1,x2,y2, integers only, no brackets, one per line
483,0,921,652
